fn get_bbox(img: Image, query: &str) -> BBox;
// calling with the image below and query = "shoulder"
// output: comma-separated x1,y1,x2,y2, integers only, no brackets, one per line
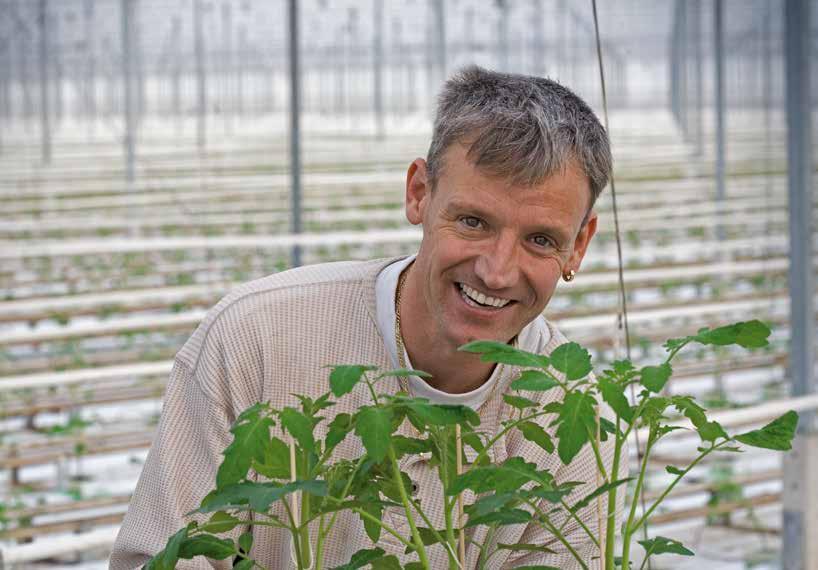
175,258,398,371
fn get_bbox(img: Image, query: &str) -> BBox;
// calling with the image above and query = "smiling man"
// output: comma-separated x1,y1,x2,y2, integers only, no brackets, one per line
111,66,617,570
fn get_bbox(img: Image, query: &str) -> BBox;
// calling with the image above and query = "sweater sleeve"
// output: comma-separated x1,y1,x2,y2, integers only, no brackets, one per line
109,359,244,570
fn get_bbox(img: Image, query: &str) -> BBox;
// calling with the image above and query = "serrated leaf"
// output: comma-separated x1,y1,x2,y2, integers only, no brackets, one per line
280,407,316,453
377,368,432,379
665,465,685,475
403,527,448,554
355,406,393,462
673,396,727,443
735,410,798,451
448,457,553,495
569,478,633,513
641,363,672,393
329,365,377,398
497,543,557,555
177,535,237,560
251,437,290,480
404,400,480,426
693,320,771,349
392,435,432,459
238,531,253,554
216,407,275,488
511,370,560,392
355,485,383,543
503,394,538,410
459,340,550,368
331,547,386,570
519,421,555,454
466,508,532,527
326,413,354,450
638,535,694,557
199,480,327,513
201,511,242,533
550,342,592,380
599,378,633,421
233,560,254,570
554,391,596,464
158,526,188,569
371,555,402,570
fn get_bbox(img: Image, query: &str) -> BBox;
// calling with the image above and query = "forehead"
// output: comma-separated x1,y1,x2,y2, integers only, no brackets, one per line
436,144,592,217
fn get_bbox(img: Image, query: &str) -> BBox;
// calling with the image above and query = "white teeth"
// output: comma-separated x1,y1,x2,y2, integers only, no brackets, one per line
459,283,511,308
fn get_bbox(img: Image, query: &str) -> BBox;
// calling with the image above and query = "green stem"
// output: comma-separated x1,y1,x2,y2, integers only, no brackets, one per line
557,498,600,548
282,496,304,570
233,551,273,570
388,445,430,568
620,428,656,570
604,417,624,570
527,499,589,570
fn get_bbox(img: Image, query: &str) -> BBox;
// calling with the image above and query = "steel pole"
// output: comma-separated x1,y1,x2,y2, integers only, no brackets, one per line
193,0,206,151
287,0,302,268
713,0,726,240
121,0,135,184
432,0,446,83
372,0,384,139
37,0,51,164
782,1,817,569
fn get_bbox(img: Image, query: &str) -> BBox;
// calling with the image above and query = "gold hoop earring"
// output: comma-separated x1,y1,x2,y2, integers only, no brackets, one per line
563,269,576,282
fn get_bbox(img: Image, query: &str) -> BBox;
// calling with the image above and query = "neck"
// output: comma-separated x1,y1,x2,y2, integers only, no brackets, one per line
397,266,497,394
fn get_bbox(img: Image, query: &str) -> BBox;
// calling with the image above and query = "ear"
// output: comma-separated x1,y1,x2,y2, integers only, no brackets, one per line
405,158,431,226
567,211,598,273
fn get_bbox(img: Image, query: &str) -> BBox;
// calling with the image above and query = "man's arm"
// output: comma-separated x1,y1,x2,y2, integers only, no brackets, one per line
109,360,242,570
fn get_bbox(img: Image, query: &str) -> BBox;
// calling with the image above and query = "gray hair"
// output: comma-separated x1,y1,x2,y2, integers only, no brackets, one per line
426,65,612,210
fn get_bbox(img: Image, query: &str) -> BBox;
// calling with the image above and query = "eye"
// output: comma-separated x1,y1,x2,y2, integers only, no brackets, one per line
531,235,555,248
459,216,484,229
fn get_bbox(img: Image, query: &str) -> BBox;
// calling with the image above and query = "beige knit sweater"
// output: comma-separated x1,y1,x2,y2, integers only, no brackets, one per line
110,257,623,570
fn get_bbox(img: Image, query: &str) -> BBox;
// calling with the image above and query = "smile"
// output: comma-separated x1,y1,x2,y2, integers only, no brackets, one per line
458,283,512,309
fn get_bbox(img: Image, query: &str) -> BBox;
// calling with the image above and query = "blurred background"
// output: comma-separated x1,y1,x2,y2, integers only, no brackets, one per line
0,0,816,568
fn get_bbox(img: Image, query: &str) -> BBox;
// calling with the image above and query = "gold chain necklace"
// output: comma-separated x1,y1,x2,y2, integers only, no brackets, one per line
393,265,503,418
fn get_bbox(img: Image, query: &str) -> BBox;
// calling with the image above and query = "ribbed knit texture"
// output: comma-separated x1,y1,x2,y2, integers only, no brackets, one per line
110,257,625,570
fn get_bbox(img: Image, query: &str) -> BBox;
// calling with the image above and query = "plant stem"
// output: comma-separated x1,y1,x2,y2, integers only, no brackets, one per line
604,417,624,570
388,445,430,568
528,500,589,570
619,428,655,570
558,498,600,548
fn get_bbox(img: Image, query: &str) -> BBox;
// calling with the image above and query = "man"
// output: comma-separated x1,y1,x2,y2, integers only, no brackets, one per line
111,65,617,569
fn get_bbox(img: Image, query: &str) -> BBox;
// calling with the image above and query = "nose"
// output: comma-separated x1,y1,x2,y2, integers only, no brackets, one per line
473,232,520,291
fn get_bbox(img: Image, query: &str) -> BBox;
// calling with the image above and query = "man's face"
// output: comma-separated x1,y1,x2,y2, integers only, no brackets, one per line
404,144,597,350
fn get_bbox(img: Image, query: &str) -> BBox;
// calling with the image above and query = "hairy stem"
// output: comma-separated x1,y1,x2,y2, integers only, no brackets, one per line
388,445,430,568
604,417,624,570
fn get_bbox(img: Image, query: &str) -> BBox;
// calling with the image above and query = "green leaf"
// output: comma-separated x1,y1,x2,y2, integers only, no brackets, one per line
404,400,480,426
638,535,694,557
371,555,402,570
403,527,448,554
735,410,798,451
694,320,771,349
326,413,354,450
355,406,393,462
329,365,377,398
216,406,275,487
233,560,254,570
356,485,383,543
514,567,560,570
673,396,727,443
448,457,553,495
554,391,596,464
665,465,685,476
238,531,253,554
503,394,538,410
511,370,559,392
404,563,426,570
280,407,316,453
466,508,532,527
201,511,242,533
599,378,633,421
641,363,672,393
459,341,550,368
331,547,386,570
549,342,592,381
251,437,290,480
519,421,555,454
158,526,188,569
377,368,432,379
497,543,557,555
392,435,432,459
177,535,237,560
569,478,633,513
199,480,327,513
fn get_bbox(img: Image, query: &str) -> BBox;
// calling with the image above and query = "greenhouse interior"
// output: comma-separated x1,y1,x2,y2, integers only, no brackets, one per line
1,0,817,569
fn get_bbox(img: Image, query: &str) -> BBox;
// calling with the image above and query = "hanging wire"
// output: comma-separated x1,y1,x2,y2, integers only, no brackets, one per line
589,1,652,567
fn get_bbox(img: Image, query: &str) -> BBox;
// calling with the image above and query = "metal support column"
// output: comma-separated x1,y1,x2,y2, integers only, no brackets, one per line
694,0,703,157
83,0,96,135
287,0,302,268
782,0,817,566
121,0,135,184
496,0,509,71
432,0,446,84
37,0,51,164
193,0,206,152
713,0,726,240
372,0,384,139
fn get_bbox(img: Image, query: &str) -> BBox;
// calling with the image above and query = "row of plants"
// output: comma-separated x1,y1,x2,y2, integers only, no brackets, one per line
146,320,797,570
